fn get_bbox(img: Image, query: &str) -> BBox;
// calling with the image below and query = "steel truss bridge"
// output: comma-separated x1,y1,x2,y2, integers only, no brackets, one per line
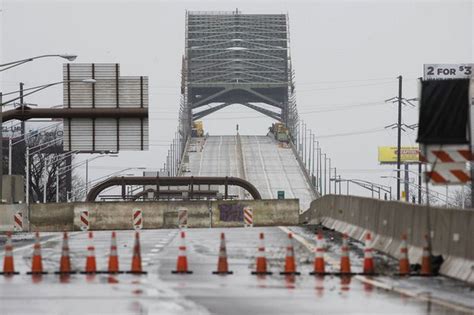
179,10,299,148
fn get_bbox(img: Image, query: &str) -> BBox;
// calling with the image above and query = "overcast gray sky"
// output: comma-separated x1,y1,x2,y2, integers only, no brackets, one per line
1,0,473,199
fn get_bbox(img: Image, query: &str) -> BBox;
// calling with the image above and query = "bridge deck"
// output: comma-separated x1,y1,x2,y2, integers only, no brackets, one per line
185,135,314,210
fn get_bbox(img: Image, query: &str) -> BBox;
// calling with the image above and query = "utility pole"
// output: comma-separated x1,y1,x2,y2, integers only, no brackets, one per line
334,167,337,194
418,162,422,204
397,75,403,201
404,163,409,202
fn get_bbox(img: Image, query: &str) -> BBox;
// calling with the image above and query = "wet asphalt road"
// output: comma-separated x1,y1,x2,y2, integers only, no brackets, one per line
0,227,473,315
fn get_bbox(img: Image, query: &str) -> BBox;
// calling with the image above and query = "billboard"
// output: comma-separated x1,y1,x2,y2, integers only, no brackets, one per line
378,146,420,164
62,63,149,152
421,64,472,185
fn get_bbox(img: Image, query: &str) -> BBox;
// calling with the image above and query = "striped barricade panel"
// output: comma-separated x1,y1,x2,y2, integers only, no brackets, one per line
80,211,90,231
133,208,143,230
243,206,253,227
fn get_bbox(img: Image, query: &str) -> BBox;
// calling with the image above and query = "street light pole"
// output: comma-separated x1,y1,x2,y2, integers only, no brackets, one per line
303,122,307,167
56,171,60,203
26,146,29,205
308,129,312,175
328,158,332,194
85,159,89,196
0,54,77,72
323,154,327,195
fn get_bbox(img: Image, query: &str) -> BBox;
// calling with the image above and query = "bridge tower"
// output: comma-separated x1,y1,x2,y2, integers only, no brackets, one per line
179,10,299,149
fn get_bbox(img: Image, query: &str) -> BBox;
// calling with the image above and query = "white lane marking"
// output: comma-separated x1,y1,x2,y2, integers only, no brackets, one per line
151,248,161,252
275,142,297,199
279,226,474,314
217,135,222,176
9,232,82,254
255,136,273,198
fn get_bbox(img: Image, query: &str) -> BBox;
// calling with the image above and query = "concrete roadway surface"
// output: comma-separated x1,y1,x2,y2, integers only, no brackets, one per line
187,135,315,211
0,227,473,315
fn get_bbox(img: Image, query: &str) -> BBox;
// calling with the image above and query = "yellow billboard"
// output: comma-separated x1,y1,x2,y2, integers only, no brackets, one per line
378,146,420,164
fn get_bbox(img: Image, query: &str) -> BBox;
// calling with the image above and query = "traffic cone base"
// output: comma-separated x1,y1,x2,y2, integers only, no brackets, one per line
280,271,301,275
309,271,332,276
251,270,273,275
1,272,20,275
212,270,233,275
172,270,193,274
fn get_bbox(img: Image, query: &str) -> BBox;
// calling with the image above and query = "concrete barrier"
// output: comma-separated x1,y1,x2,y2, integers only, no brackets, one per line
23,198,299,231
301,195,474,284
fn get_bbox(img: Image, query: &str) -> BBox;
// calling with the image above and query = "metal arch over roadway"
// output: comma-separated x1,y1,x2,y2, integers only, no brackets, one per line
86,176,262,202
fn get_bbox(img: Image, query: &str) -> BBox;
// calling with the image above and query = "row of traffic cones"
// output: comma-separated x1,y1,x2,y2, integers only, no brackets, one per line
173,231,302,276
2,230,434,277
1,231,146,275
309,231,433,277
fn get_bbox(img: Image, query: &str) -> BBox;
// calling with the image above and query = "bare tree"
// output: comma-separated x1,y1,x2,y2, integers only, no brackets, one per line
451,185,471,209
13,126,78,203
71,171,86,201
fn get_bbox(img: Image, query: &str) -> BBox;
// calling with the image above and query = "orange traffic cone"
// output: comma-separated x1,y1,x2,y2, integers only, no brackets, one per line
280,233,301,275
82,231,97,274
398,234,410,276
56,231,76,274
212,233,233,275
107,232,122,274
172,231,193,274
310,230,326,275
339,233,352,275
251,232,272,275
1,232,18,275
128,232,147,274
420,234,432,276
27,231,47,275
362,232,375,275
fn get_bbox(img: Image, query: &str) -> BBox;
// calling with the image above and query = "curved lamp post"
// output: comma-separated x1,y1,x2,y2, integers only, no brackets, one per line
0,54,77,72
